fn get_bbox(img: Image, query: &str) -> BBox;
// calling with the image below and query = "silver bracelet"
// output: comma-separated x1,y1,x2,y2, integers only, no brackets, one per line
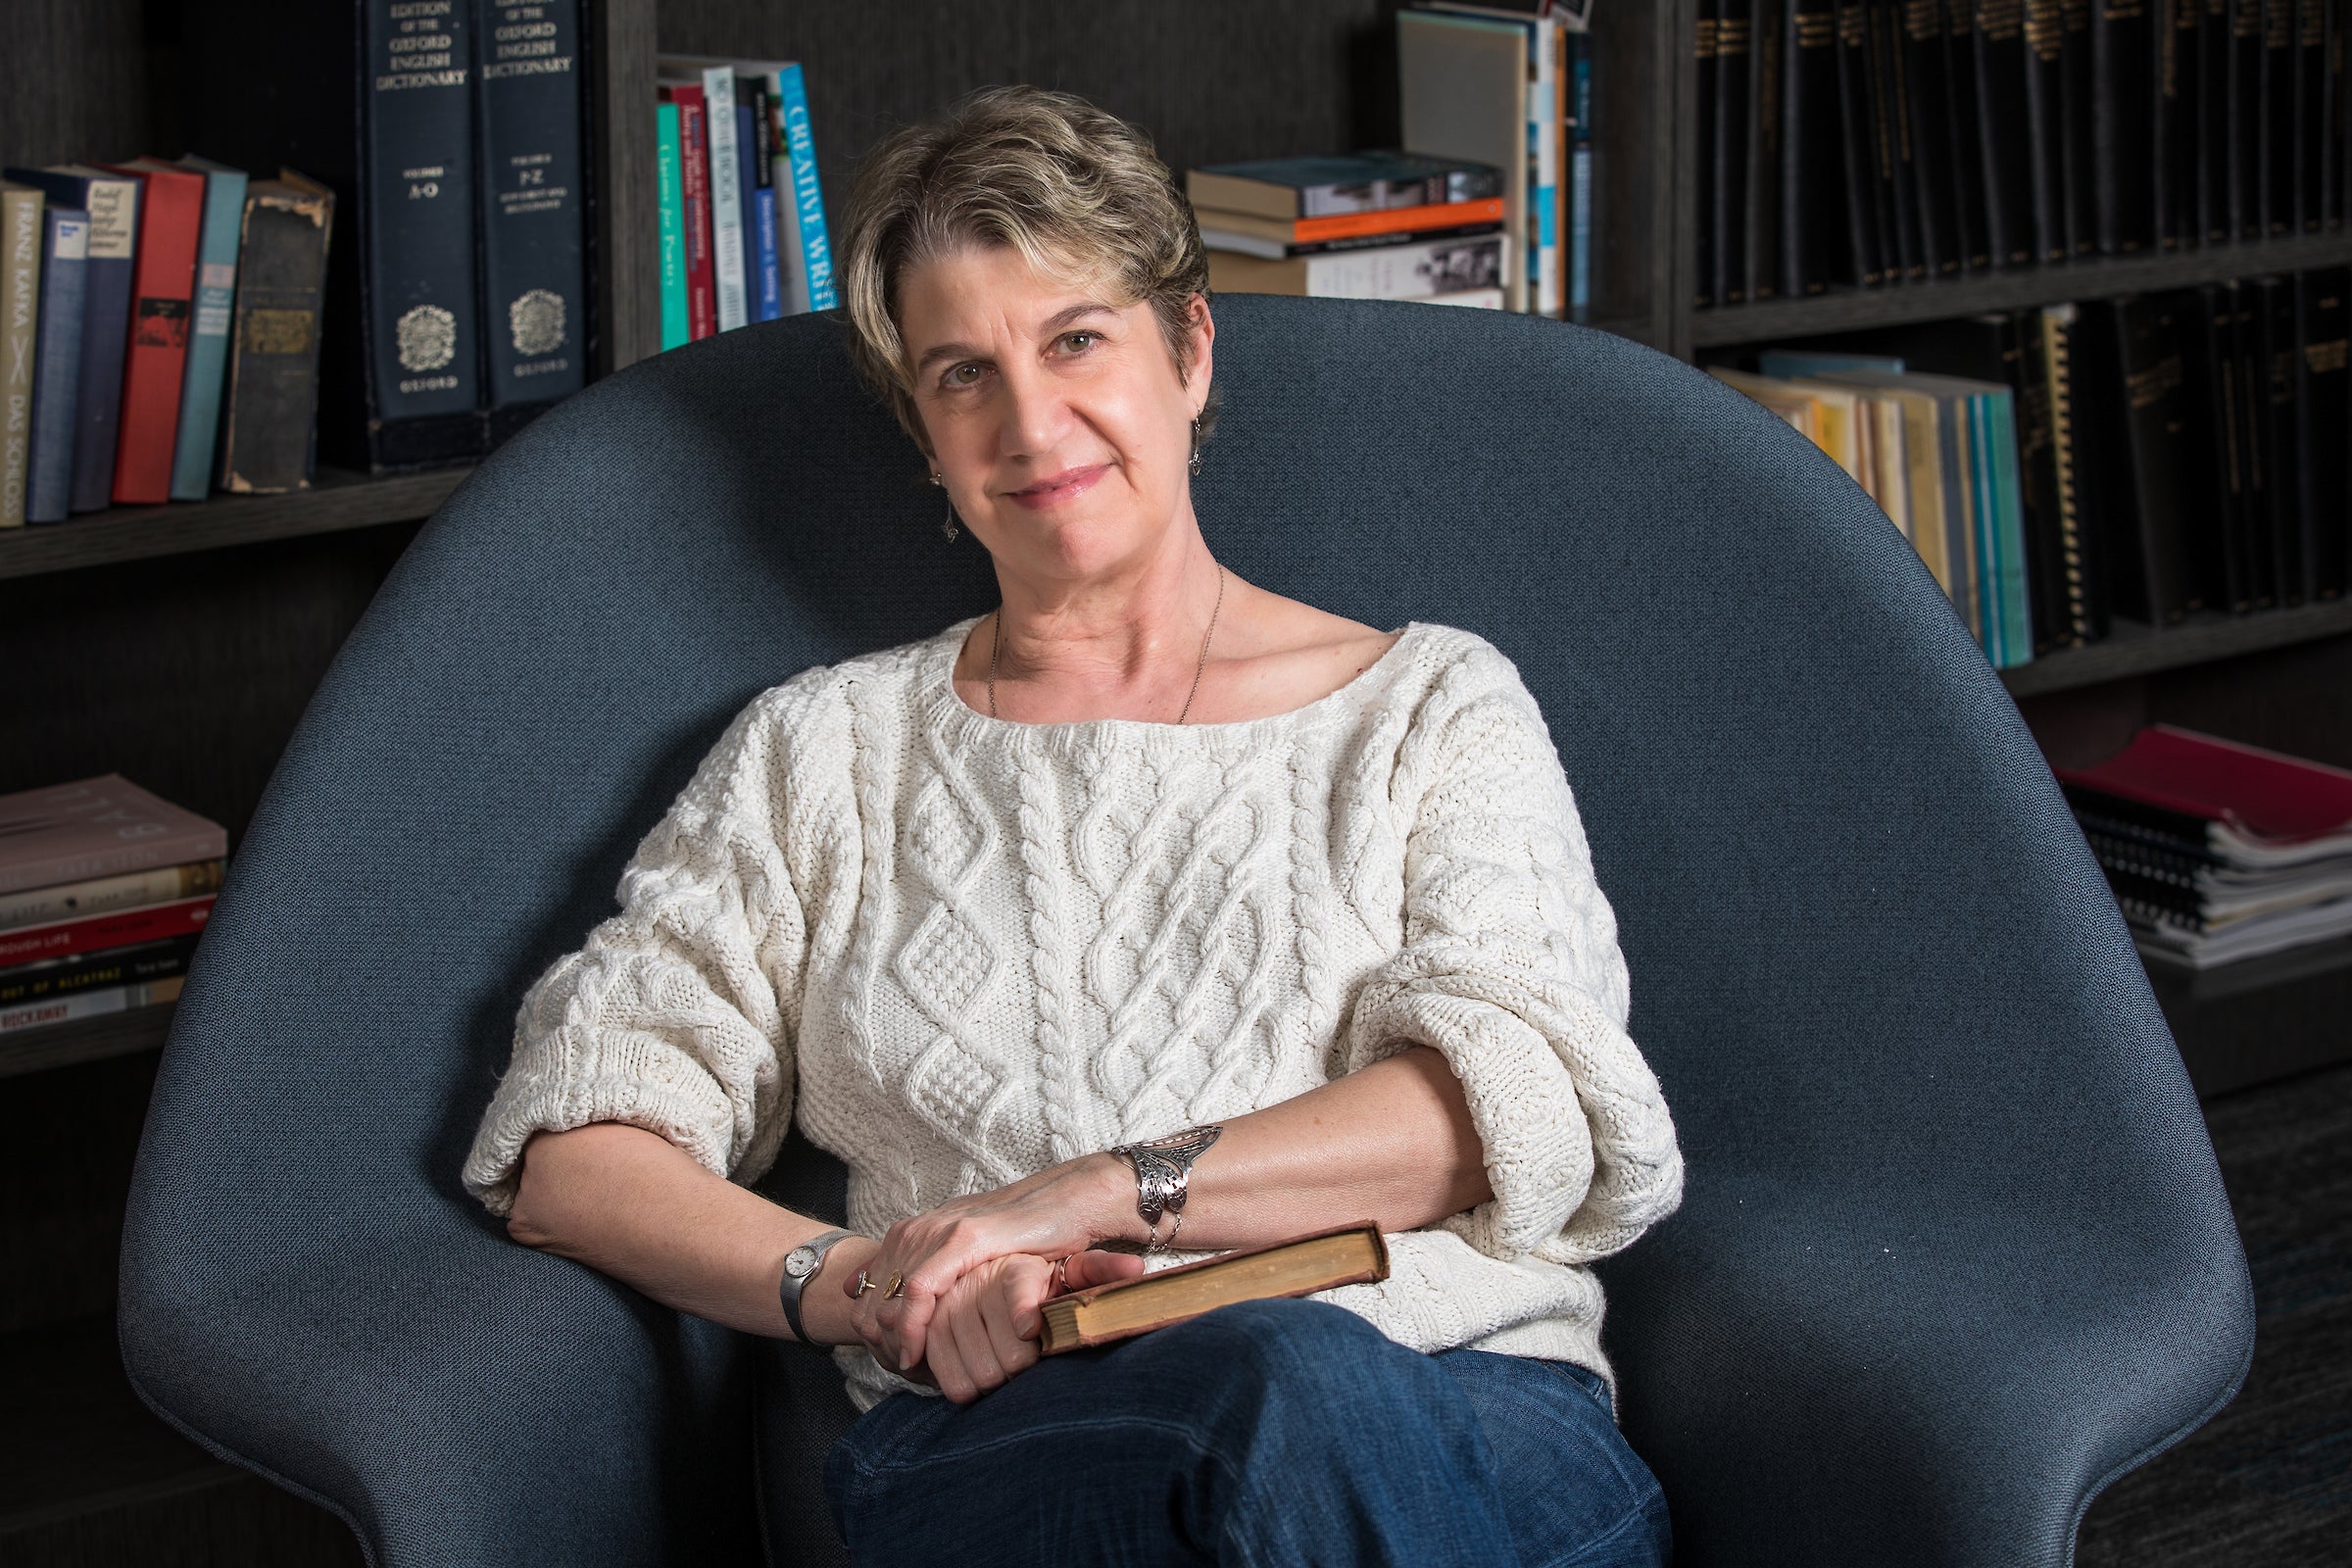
1107,1124,1222,1253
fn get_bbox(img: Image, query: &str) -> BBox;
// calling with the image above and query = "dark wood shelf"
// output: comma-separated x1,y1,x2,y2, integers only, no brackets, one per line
2150,937,2352,1100
0,467,470,581
1998,598,2352,698
1690,230,2352,349
0,1004,173,1081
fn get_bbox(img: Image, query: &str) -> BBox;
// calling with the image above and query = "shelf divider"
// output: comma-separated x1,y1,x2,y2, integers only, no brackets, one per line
1999,598,2352,697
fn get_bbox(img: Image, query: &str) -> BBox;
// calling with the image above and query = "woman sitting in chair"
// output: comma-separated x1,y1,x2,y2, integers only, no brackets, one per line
463,84,1683,1567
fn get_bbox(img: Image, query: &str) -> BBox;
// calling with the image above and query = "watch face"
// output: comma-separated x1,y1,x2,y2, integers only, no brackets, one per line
785,1246,819,1279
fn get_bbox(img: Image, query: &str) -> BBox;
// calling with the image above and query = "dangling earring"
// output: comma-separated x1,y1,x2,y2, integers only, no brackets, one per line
929,469,958,542
1188,416,1203,477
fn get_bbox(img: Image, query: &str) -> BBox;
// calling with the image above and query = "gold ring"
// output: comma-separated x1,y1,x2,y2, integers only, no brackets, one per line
853,1269,879,1298
885,1272,906,1298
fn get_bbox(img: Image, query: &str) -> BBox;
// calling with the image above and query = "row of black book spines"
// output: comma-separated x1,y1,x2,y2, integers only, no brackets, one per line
1693,2,2352,308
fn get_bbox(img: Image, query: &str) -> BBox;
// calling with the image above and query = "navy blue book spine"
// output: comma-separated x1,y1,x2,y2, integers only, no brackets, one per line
366,0,480,421
25,207,88,523
474,0,586,412
4,169,137,512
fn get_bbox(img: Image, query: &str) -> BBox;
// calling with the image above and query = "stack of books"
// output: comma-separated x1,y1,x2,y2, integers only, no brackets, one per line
0,163,332,518
1694,2,2349,308
1396,2,1596,319
1187,153,1509,309
2057,726,2352,971
1707,265,2351,668
654,57,835,352
0,777,226,1038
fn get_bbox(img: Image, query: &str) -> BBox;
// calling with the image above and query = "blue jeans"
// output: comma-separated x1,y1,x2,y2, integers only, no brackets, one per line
823,1297,1671,1566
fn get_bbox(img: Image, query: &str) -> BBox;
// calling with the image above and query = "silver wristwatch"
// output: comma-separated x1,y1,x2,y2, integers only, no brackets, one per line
778,1227,858,1348
1108,1124,1222,1252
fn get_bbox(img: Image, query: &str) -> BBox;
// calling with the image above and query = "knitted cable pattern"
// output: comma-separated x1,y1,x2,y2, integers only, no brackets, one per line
462,615,1684,1416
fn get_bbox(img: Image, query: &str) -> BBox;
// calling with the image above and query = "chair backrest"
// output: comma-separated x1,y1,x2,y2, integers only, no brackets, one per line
122,297,2249,1567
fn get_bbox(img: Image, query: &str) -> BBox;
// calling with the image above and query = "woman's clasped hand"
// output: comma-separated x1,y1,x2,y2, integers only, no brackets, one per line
839,1152,1147,1404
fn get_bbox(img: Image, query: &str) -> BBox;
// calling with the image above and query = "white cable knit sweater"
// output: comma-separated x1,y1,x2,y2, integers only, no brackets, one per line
463,614,1684,1416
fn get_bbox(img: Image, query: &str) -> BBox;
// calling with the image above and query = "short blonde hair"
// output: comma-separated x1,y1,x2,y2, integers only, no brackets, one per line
836,85,1213,447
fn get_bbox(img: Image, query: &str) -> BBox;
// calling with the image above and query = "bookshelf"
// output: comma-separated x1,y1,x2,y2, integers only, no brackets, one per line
1,1,2346,1561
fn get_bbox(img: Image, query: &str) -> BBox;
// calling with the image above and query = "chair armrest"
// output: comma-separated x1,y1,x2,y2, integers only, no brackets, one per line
1596,1176,2252,1568
120,1209,763,1567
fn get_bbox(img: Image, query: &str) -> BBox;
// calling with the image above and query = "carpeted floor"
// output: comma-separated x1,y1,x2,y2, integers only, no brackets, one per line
2075,1062,2352,1566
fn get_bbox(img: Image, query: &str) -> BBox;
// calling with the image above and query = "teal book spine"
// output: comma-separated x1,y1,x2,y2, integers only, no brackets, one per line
776,62,835,311
169,159,248,501
1967,393,2003,662
1985,389,2033,667
656,101,688,350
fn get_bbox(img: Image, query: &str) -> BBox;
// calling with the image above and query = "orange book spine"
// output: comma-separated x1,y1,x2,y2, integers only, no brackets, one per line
1289,197,1507,244
106,163,205,505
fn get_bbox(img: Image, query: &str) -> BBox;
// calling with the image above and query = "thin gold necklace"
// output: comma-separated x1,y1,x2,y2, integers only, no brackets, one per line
989,565,1227,723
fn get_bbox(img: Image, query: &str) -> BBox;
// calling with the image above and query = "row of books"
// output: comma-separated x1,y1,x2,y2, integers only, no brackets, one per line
1708,267,2350,667
1391,3,1596,318
2056,724,2352,969
1187,152,1511,309
653,56,836,351
0,777,226,1038
0,164,332,523
1695,1,2352,309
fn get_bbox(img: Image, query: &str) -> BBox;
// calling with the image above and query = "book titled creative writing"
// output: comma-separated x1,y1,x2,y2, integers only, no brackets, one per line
1038,1221,1389,1356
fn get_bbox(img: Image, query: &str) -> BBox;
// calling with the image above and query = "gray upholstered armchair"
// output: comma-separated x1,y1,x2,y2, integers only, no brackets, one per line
119,296,2251,1566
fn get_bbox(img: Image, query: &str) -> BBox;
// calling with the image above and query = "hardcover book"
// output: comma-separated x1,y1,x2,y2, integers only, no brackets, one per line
2296,267,2348,598
0,776,228,899
24,204,87,523
217,172,335,495
1,167,138,513
476,0,589,432
1038,1223,1391,1356
0,181,38,529
168,158,249,502
103,160,205,506
1187,152,1508,220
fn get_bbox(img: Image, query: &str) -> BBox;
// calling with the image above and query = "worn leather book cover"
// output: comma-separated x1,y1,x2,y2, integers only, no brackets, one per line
2295,267,2348,598
218,173,334,495
1038,1222,1391,1356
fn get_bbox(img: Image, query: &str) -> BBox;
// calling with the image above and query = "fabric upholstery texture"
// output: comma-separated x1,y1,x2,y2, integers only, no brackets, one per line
117,295,2251,1568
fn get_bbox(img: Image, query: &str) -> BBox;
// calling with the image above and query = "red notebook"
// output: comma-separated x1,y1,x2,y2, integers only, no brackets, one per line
659,83,717,340
2054,725,2352,847
104,159,205,505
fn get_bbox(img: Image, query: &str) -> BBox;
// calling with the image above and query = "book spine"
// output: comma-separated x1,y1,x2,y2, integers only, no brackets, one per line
655,101,689,350
364,0,483,428
0,827,227,899
2325,0,2343,227
2158,0,2199,248
1531,20,1560,318
2254,274,2303,604
2060,0,2100,255
2016,309,2071,650
1567,42,1593,325
1785,1,1846,294
0,975,181,1036
216,180,334,496
669,86,716,339
168,167,247,501
1304,232,1509,296
2297,267,2348,597
1987,387,2035,663
0,186,40,528
2201,0,2233,238
701,66,747,332
2296,0,2326,229
734,102,764,320
2230,279,2275,603
1748,0,1786,299
474,0,588,410
1941,0,1995,265
0,859,223,933
2101,294,2205,620
0,935,199,1008
2175,281,2245,609
777,63,836,311
1965,393,2005,659
1973,0,2043,265
112,167,204,505
1900,2,1958,273
25,207,86,523
2230,0,2262,239
0,895,216,969
1867,2,1926,277
1698,4,1720,309
69,177,137,512
2091,0,2160,252
747,87,784,322
2262,0,2296,233
2043,305,2108,640
1835,1,1890,284
1719,6,1755,304
2021,0,2073,262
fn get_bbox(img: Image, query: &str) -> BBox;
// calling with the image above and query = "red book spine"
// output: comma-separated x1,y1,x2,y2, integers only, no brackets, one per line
666,85,717,339
106,163,205,505
0,894,215,969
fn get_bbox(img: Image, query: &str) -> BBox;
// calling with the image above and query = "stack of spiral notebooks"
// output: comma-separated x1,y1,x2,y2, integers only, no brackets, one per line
2056,725,2352,971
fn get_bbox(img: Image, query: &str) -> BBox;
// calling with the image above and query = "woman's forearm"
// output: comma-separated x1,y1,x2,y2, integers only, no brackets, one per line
1077,1043,1494,1252
508,1121,881,1347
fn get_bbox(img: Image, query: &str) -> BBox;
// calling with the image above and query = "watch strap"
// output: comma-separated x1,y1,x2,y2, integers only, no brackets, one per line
778,1227,857,1348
